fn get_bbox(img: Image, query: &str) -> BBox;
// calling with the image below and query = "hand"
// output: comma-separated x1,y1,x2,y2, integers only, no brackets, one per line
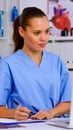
14,106,31,121
30,109,55,120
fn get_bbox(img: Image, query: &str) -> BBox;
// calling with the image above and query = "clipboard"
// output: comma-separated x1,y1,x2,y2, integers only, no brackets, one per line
0,124,25,129
0,119,46,129
0,119,46,125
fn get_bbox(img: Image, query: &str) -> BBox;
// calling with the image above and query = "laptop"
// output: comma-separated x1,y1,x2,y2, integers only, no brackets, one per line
47,92,73,129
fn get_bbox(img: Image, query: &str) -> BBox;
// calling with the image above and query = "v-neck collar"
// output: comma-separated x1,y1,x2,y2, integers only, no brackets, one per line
18,49,46,69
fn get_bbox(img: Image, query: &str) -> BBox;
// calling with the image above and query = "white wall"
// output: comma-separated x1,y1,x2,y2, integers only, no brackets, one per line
20,0,47,14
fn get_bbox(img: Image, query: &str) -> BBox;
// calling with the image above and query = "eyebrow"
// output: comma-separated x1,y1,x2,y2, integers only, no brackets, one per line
33,27,51,32
46,27,51,30
44,27,52,32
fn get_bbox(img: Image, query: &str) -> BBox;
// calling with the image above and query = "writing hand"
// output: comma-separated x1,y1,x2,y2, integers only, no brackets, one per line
14,106,31,121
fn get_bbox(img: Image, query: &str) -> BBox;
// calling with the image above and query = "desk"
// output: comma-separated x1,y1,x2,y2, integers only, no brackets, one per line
0,118,70,130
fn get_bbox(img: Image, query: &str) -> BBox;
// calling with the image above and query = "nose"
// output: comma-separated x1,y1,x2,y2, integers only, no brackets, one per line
40,33,46,41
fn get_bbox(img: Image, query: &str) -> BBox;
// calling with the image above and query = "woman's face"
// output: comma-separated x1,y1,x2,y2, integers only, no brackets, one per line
19,16,50,53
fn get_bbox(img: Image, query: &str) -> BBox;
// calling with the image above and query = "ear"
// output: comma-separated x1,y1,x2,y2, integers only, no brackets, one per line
18,26,24,37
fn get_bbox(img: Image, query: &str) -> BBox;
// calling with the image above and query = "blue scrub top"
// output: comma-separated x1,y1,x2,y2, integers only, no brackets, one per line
0,49,72,115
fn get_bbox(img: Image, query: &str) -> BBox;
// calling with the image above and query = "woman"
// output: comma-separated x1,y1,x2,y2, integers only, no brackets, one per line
0,7,72,121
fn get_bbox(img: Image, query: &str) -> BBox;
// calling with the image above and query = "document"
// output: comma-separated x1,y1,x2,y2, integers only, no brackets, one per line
0,118,26,129
0,124,25,129
0,118,46,128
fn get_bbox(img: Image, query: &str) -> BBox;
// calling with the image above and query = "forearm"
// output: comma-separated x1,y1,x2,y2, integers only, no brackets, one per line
0,106,15,119
49,102,70,117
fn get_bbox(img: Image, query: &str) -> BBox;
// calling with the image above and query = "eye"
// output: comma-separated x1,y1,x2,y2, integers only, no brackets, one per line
45,29,50,34
34,31,40,35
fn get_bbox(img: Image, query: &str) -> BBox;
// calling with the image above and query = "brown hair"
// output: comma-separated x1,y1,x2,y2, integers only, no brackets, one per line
13,7,47,52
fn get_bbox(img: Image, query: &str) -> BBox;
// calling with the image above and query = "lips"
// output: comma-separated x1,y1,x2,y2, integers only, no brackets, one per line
39,43,46,47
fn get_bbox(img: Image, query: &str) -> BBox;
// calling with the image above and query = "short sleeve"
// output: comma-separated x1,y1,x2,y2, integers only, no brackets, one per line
60,60,72,102
0,59,12,105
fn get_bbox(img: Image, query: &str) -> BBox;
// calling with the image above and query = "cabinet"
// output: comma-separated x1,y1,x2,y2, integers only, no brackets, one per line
49,36,73,42
0,0,20,57
0,0,7,39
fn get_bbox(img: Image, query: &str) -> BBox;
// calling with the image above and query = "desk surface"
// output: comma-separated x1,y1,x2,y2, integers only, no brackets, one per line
0,118,71,130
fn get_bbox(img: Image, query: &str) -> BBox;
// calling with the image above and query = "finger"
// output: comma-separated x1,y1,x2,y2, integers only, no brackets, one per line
15,114,28,121
31,110,47,119
17,111,29,117
17,106,31,113
46,113,53,120
35,111,47,120
23,107,31,113
46,110,55,120
14,108,29,120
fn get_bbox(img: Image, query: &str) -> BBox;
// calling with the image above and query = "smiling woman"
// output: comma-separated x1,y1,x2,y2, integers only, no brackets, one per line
0,7,72,121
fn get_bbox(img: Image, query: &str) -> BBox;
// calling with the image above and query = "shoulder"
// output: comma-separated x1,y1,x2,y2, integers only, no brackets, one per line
0,50,22,74
44,50,68,72
0,50,21,64
0,50,22,72
44,50,61,62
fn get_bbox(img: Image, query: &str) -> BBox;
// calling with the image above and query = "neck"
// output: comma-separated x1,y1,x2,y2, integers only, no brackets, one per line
22,48,43,66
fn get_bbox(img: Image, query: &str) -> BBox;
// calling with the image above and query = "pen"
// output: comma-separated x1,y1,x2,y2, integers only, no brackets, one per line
29,106,39,118
13,99,39,116
31,106,39,113
13,99,19,106
13,99,32,118
13,99,33,118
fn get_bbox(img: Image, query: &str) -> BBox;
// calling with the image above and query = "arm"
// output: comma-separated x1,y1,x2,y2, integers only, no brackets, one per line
47,101,70,119
0,61,31,121
0,106,31,121
31,102,70,120
0,106,15,119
